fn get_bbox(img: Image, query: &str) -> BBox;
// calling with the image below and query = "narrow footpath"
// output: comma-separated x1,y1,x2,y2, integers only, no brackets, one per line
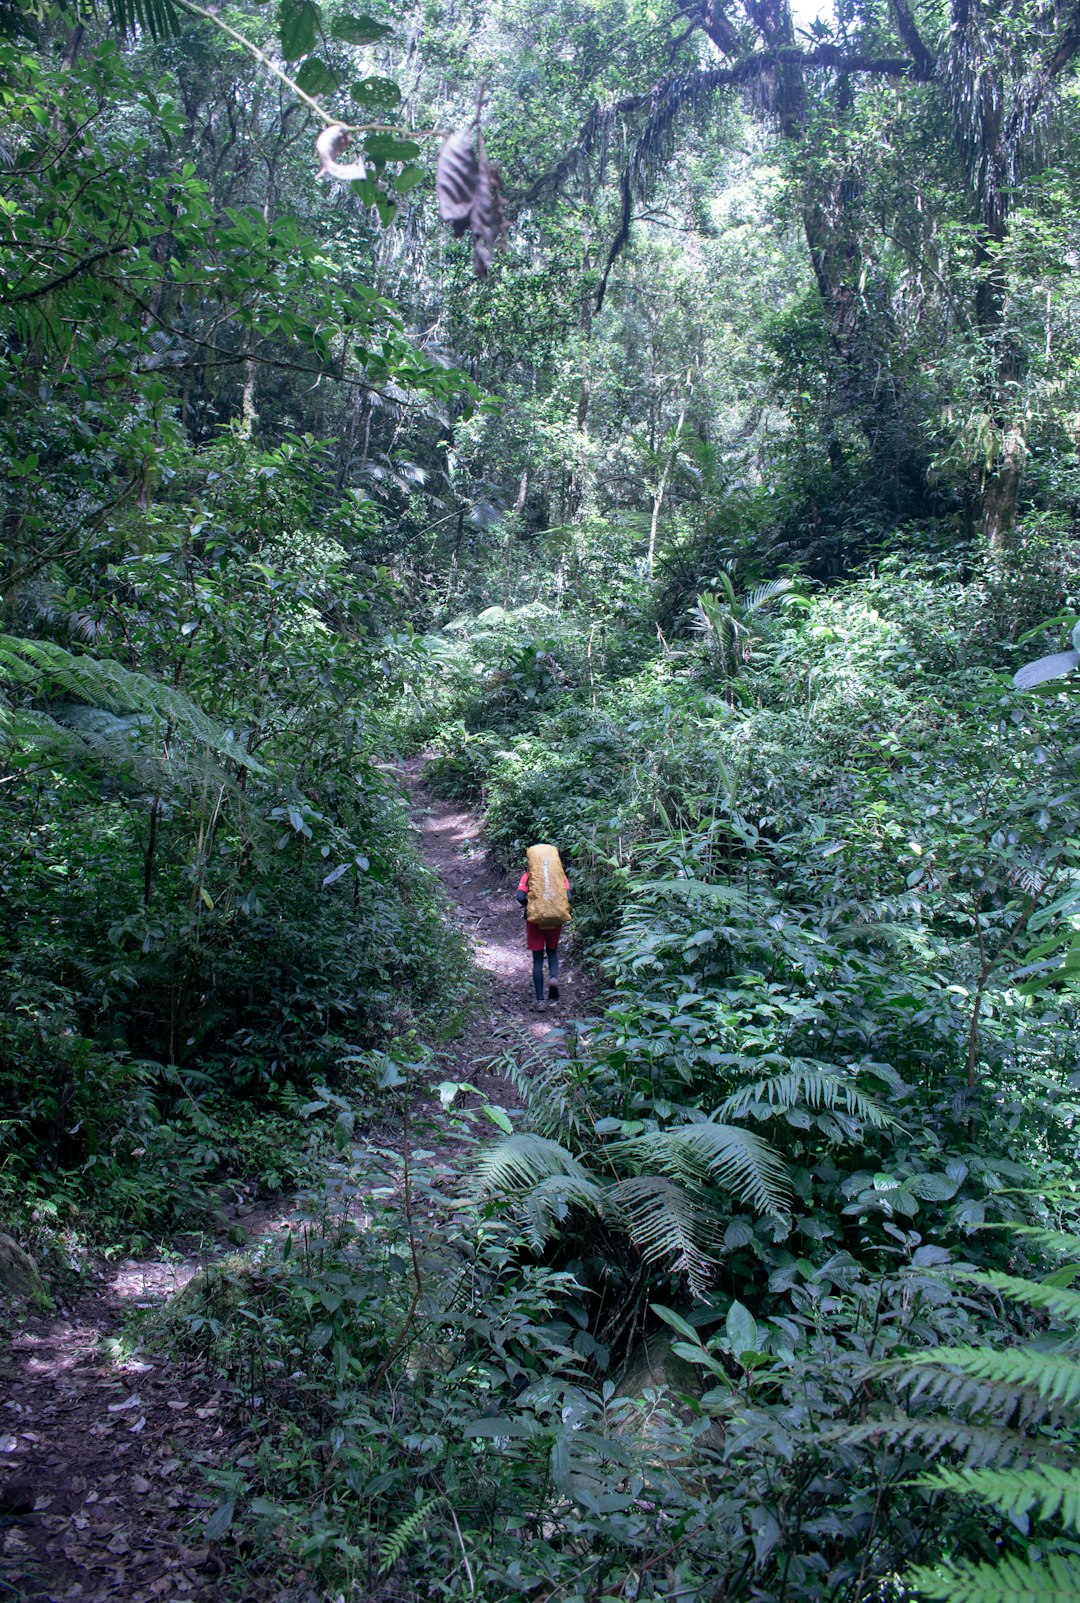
402,760,596,1091
1,765,595,1603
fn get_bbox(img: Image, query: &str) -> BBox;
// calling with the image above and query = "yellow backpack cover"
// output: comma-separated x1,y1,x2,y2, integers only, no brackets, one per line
526,844,570,929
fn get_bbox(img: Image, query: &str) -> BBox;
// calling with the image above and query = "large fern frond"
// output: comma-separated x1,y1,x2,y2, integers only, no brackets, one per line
844,1415,1039,1469
0,635,262,772
517,1172,609,1251
497,1049,598,1143
716,1066,894,1130
469,1134,592,1197
378,1496,444,1575
893,1346,1080,1424
912,1463,1080,1534
904,1549,1080,1602
609,1175,719,1296
613,1122,791,1217
958,1269,1080,1323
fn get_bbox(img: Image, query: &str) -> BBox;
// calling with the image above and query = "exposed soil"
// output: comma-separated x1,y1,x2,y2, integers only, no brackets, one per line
0,763,600,1603
0,1202,295,1603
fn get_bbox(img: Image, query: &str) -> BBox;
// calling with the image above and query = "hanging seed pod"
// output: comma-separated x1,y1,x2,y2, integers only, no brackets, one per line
315,124,367,182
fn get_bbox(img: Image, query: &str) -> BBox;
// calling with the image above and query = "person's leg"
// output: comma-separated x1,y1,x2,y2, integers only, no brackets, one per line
547,935,560,1002
532,949,546,1002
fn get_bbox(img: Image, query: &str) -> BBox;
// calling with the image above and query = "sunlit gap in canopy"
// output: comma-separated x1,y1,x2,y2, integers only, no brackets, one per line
787,0,835,35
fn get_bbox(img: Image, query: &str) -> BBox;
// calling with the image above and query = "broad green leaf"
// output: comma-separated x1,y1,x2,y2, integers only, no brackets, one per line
204,1501,234,1539
651,1303,701,1344
364,133,420,162
350,76,401,111
725,1299,759,1355
463,1417,538,1438
278,0,319,60
294,57,338,95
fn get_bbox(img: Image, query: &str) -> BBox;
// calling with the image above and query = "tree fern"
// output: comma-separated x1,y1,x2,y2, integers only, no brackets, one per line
497,1047,597,1143
914,1464,1080,1533
845,1416,1037,1470
609,1175,719,1297
892,1226,1080,1601
0,634,262,772
469,1134,592,1196
895,1347,1080,1418
959,1269,1080,1324
517,1172,609,1251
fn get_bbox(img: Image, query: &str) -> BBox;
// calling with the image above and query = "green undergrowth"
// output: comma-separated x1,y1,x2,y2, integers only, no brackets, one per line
1,434,475,1262
146,1051,1080,1603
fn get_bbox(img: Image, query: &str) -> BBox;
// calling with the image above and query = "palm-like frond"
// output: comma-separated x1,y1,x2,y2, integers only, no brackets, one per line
912,1463,1080,1534
517,1173,609,1251
76,0,182,39
469,1134,592,1197
904,1549,1080,1602
717,1066,893,1129
960,1270,1080,1323
892,1225,1080,1601
844,1416,1039,1470
613,1122,791,1217
894,1347,1080,1423
498,1049,597,1143
609,1175,719,1296
743,578,795,614
0,635,261,771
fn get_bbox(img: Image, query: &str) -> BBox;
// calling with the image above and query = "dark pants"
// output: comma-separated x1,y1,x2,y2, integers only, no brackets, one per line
532,946,559,1000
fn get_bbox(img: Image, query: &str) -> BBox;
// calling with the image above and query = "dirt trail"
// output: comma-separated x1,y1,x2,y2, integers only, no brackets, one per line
402,761,597,1094
1,763,598,1602
0,1203,294,1603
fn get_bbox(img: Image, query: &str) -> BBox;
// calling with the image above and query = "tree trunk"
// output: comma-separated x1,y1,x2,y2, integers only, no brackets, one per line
982,427,1025,548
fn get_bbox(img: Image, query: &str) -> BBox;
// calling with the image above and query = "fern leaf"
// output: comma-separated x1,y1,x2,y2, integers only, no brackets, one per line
614,1122,791,1217
609,1175,719,1296
378,1496,443,1575
517,1172,609,1250
958,1269,1080,1323
844,1415,1037,1469
470,1134,592,1197
0,636,263,772
912,1463,1080,1534
717,1066,893,1129
904,1549,1080,1602
893,1346,1080,1428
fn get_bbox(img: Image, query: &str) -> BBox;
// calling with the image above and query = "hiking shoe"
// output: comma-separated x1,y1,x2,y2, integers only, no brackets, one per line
532,998,547,1011
548,983,560,1003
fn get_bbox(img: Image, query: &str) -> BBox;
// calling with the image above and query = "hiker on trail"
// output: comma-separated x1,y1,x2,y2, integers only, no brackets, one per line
516,844,571,1010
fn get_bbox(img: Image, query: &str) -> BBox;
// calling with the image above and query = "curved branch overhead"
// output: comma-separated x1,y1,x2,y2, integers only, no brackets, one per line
518,0,1080,315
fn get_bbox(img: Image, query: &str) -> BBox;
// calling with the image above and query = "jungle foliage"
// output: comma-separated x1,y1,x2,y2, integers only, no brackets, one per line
5,0,1080,1596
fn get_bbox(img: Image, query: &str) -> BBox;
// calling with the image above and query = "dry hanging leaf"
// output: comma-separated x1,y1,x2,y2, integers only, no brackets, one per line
436,126,503,278
436,129,479,234
315,124,367,182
